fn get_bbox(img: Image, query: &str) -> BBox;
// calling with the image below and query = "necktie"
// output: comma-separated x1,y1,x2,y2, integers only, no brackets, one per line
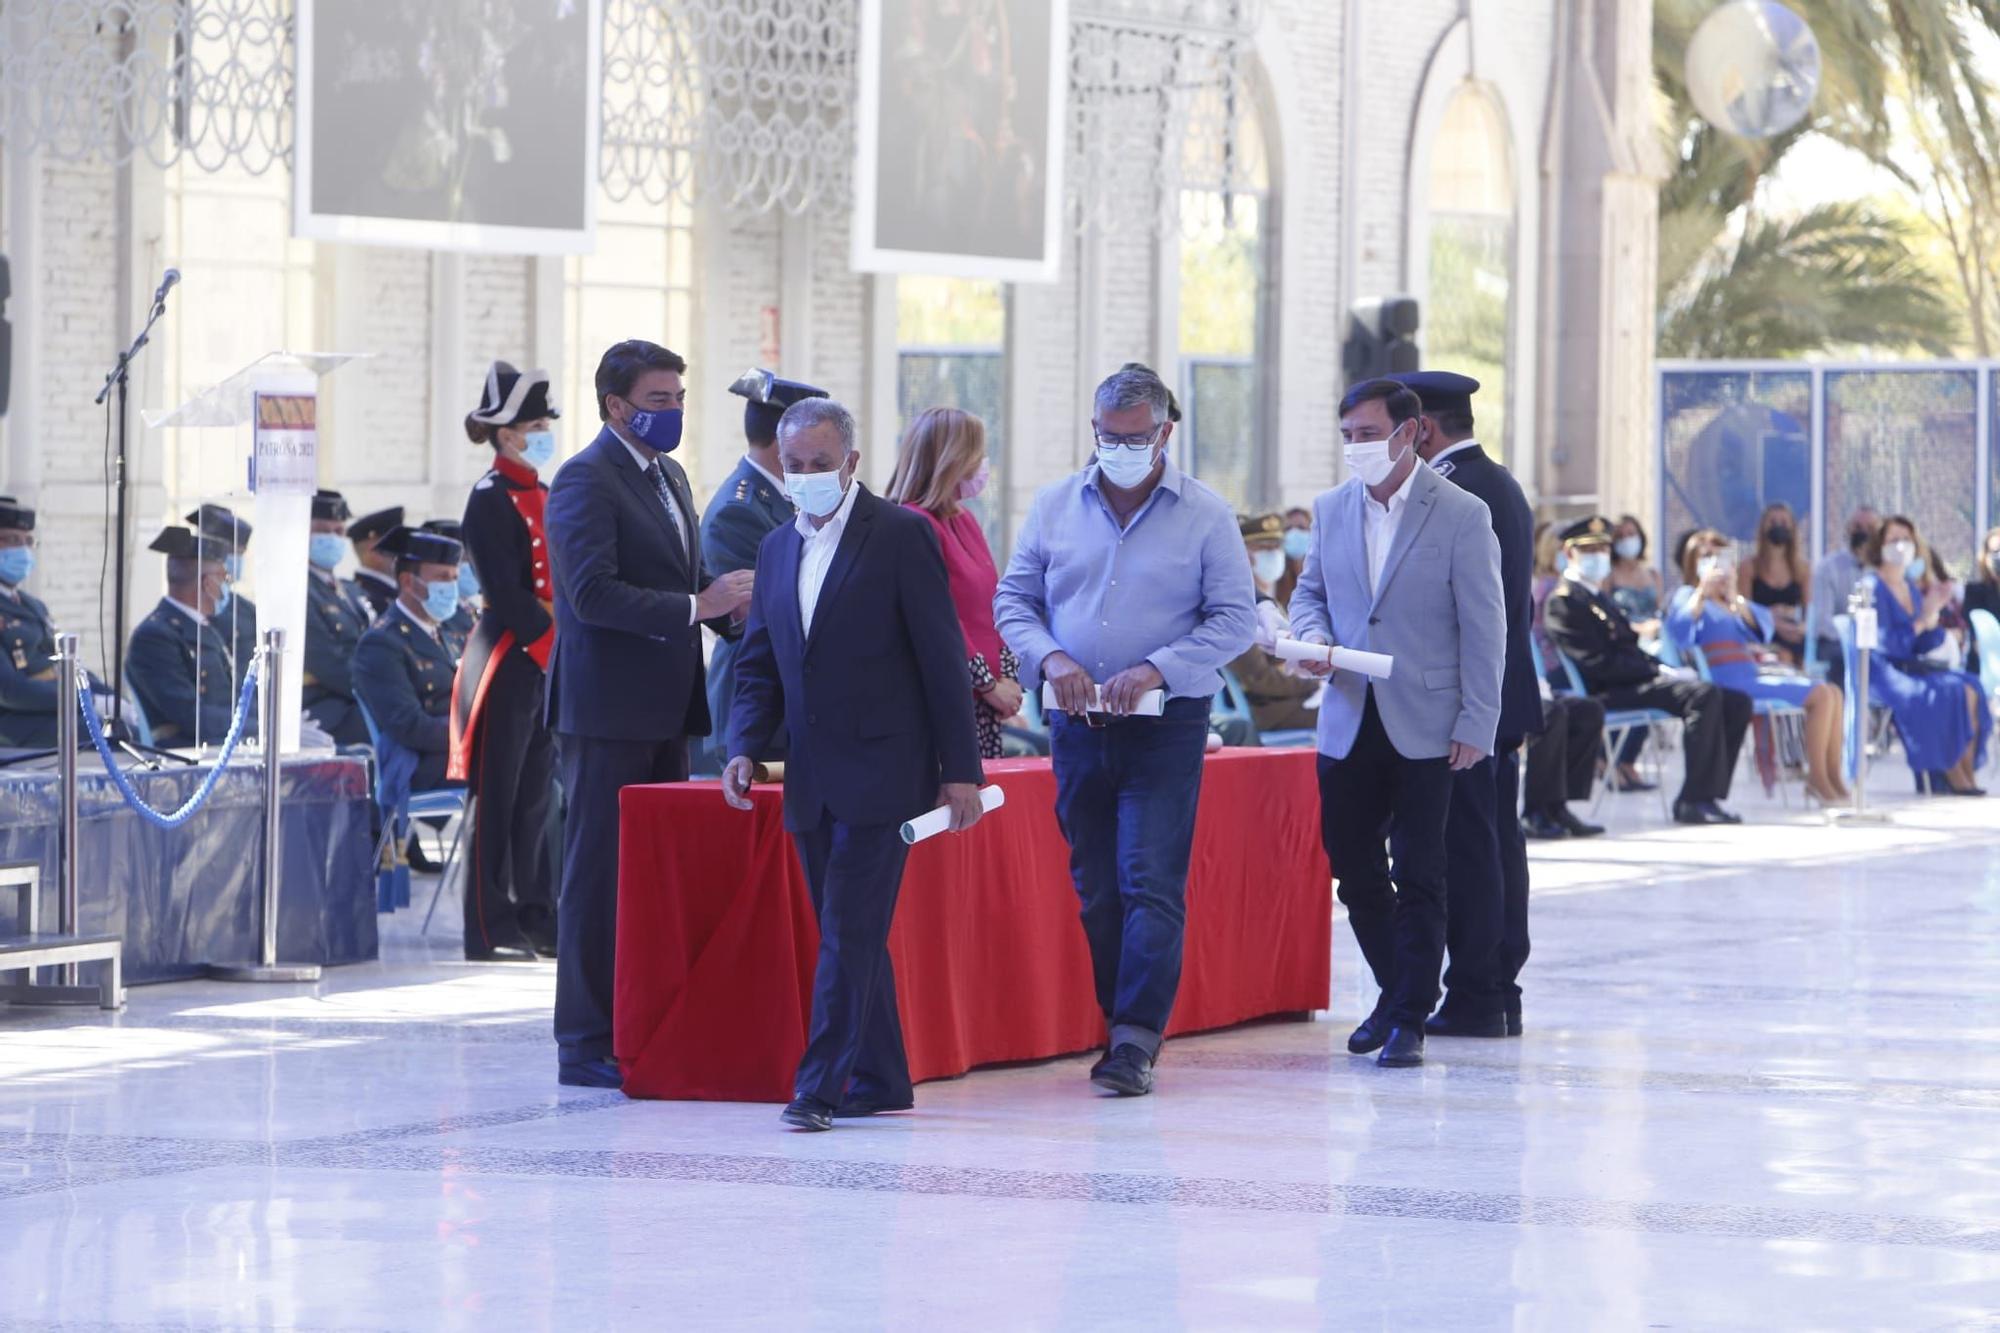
647,458,689,555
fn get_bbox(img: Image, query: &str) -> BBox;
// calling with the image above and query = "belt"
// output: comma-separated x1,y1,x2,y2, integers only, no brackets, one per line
1697,641,1758,669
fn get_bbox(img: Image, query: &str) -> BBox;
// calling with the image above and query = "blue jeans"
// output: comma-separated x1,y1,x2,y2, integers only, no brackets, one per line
1049,696,1211,1059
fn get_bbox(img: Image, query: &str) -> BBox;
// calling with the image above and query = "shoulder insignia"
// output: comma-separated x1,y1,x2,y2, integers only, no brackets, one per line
734,478,750,501
474,474,496,491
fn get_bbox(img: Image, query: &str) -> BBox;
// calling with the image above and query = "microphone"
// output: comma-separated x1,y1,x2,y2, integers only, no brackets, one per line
152,267,180,307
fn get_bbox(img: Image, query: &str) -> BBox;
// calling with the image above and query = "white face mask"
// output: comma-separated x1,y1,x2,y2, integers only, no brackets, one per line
1572,551,1612,584
1885,539,1917,569
1343,422,1410,488
1613,537,1643,560
1251,548,1287,585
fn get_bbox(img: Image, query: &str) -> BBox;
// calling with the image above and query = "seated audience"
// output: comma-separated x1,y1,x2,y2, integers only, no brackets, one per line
1862,516,1990,796
1966,524,2000,679
0,497,66,748
1739,502,1809,665
1669,530,1848,804
1521,690,1608,840
1276,506,1312,609
128,525,253,746
1809,507,1879,688
303,489,374,746
1530,520,1563,677
1545,515,1753,826
347,506,405,619
1227,512,1319,735
352,526,464,791
1606,514,1662,642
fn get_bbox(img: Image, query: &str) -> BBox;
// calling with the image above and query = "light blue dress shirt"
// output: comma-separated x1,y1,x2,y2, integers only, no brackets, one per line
993,459,1256,699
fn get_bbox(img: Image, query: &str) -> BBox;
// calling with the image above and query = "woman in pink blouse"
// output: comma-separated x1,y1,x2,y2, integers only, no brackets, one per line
886,407,1023,758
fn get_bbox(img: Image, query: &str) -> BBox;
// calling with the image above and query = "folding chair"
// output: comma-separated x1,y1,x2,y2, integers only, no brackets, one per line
357,699,469,915
1682,642,1806,807
1540,638,1677,819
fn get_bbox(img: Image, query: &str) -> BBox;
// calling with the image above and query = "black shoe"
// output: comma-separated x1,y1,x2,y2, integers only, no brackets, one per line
1673,800,1731,826
1552,807,1605,838
1377,1026,1425,1067
557,1057,622,1089
406,833,442,873
1090,1044,1154,1096
1612,772,1656,793
1521,809,1569,841
1423,1009,1509,1038
1702,800,1742,824
1347,1006,1390,1055
465,942,538,963
781,1097,834,1131
519,906,558,958
833,1096,915,1118
1505,1007,1523,1037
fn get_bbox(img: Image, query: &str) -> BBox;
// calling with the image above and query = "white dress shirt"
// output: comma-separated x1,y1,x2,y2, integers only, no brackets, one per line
795,479,860,636
1363,461,1421,593
746,455,787,495
1430,439,1481,471
164,595,208,627
615,430,702,628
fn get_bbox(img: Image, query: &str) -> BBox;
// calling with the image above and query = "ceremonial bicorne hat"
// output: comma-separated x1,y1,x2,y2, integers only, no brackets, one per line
468,361,560,428
729,367,829,443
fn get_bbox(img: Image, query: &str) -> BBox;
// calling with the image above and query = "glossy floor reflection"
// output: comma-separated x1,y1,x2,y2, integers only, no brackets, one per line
4,767,2000,1330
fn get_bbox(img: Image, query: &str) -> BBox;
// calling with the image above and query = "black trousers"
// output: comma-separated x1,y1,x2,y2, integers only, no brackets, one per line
1437,737,1528,1021
466,650,558,953
1599,679,1752,804
553,731,688,1067
792,815,913,1108
1317,692,1455,1027
1524,694,1605,810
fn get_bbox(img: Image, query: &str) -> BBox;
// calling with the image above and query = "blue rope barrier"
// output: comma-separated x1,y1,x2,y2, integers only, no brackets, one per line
74,653,263,828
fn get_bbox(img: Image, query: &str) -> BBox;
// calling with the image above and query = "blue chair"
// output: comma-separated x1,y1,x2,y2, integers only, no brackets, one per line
1536,636,1677,819
1968,608,2000,777
356,698,469,918
1680,641,1807,807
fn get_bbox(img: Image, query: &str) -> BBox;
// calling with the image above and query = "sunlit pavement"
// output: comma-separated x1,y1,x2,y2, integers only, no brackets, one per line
4,753,2000,1330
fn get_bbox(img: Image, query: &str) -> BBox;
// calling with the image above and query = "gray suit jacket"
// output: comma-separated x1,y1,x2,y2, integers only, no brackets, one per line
1288,463,1505,761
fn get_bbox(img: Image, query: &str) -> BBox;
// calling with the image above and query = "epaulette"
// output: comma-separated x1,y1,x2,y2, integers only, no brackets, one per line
474,473,496,492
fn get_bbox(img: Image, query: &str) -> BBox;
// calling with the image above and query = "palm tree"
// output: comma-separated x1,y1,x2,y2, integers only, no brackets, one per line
1654,0,1993,356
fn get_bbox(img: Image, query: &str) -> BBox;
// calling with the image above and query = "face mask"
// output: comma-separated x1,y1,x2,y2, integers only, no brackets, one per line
308,533,346,571
958,460,991,501
458,563,482,600
1886,539,1917,569
1095,443,1160,489
423,579,460,622
1252,549,1287,585
1613,537,1642,560
520,429,558,472
1553,550,1569,574
785,464,849,519
212,581,232,617
1849,528,1871,552
1343,424,1410,488
1906,556,1927,583
1572,551,1612,584
1282,528,1311,561
0,547,35,586
223,554,244,582
624,406,684,455
1765,525,1793,546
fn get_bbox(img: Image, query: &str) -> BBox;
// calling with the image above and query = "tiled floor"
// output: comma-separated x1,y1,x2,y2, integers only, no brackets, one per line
4,763,2000,1330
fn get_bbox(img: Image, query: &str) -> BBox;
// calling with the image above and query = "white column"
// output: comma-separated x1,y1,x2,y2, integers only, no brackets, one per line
428,252,467,517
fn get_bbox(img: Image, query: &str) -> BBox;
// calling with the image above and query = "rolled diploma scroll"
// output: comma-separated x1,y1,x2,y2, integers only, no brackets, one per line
899,784,1007,845
1271,638,1395,680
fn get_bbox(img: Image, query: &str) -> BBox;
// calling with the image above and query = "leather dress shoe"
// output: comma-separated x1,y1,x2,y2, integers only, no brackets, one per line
406,833,442,873
781,1097,834,1131
1347,1007,1390,1055
466,942,538,963
1553,807,1605,838
833,1096,915,1118
557,1057,622,1089
1673,799,1739,826
1612,772,1656,793
1521,809,1568,841
1090,1044,1155,1096
1423,1009,1509,1038
1377,1026,1425,1067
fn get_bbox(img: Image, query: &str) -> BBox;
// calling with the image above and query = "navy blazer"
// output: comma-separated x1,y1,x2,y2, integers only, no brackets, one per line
352,607,457,791
726,485,983,833
1433,443,1542,742
544,426,732,741
128,599,248,744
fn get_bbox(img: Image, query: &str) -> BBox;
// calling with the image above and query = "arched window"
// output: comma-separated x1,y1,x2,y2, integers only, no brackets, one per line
896,276,1007,547
1425,84,1516,461
1176,67,1274,511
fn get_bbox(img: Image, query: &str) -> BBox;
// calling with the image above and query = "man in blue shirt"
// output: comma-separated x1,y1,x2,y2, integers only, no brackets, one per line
994,364,1255,1098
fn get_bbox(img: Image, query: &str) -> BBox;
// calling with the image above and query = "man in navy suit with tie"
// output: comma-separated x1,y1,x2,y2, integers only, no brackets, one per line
544,339,755,1088
722,396,984,1132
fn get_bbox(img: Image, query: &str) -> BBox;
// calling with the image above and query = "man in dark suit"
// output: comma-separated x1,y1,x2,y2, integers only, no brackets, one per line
347,506,405,619
722,396,984,1132
1546,516,1753,825
128,525,254,746
303,489,374,746
544,339,755,1087
698,367,824,768
1391,371,1547,1039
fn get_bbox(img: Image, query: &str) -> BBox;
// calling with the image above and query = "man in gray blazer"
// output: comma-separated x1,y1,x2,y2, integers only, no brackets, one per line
1290,377,1505,1069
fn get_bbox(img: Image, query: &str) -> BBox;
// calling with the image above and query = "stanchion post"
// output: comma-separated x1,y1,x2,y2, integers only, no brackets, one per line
1835,583,1890,826
209,629,322,982
57,634,80,986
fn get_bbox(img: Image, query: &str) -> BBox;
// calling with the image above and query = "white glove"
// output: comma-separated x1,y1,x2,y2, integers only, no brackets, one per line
1254,601,1288,653
297,718,336,749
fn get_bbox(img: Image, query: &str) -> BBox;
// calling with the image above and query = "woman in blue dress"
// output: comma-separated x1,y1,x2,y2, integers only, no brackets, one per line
1666,530,1849,804
1863,516,1989,796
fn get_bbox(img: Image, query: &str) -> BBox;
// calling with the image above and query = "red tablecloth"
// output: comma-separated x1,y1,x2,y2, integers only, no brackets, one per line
614,748,1331,1102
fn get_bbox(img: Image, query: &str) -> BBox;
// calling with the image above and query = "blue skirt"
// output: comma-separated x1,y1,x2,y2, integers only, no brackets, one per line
1871,657,1990,774
1709,658,1814,709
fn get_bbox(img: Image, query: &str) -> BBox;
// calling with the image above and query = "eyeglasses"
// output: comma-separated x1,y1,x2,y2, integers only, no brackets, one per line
1093,426,1163,452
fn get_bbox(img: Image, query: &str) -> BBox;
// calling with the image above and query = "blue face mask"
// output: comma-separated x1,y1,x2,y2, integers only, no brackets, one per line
1281,528,1311,561
423,579,460,623
520,429,557,472
212,581,232,617
1907,556,1927,582
1573,552,1612,584
625,407,683,455
223,554,243,582
1095,443,1159,490
308,533,346,571
457,563,482,599
0,547,35,587
784,466,849,519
